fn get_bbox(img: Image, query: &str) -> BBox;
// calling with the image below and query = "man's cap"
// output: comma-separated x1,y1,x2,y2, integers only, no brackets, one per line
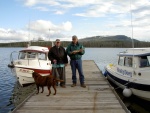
55,39,60,42
72,35,78,39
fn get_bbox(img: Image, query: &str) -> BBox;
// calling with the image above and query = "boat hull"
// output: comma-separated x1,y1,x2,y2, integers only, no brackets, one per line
14,67,51,87
105,67,150,101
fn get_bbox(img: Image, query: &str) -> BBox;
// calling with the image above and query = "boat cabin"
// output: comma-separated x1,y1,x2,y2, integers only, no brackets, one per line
118,48,150,68
14,46,51,67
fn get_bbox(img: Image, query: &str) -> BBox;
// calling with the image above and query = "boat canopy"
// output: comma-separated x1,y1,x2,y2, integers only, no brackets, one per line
118,48,150,57
20,46,49,53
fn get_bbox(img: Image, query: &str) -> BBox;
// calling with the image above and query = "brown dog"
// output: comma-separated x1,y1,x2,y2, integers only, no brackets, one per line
32,72,63,96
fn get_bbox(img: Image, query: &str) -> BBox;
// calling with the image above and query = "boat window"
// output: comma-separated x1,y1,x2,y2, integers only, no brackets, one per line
19,52,26,59
118,56,124,66
27,52,36,59
147,56,150,64
38,53,46,60
140,56,150,67
125,57,132,67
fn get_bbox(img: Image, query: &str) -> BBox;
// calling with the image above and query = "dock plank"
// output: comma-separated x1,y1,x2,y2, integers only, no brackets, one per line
12,60,128,113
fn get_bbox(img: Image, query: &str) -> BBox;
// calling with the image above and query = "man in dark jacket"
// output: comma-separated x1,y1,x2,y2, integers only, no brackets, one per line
48,39,68,88
66,35,86,88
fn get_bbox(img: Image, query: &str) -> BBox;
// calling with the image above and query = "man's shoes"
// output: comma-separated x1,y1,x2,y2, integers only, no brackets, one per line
81,84,86,88
71,83,76,87
60,85,66,88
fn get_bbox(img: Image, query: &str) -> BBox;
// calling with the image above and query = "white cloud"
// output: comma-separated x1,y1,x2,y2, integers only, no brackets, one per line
55,11,65,15
22,0,150,22
0,20,72,43
74,2,113,17
34,6,49,11
61,21,72,31
28,20,72,33
24,0,37,6
5,0,150,42
23,0,60,7
22,0,150,16
0,28,29,42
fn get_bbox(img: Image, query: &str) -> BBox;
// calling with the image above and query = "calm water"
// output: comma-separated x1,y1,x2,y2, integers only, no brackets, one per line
0,48,22,113
0,47,150,113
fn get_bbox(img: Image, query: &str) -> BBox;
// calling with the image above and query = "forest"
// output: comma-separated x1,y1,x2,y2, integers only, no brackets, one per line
0,40,150,48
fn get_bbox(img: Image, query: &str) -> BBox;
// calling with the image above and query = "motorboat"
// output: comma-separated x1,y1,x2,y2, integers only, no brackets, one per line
9,46,52,86
105,48,150,101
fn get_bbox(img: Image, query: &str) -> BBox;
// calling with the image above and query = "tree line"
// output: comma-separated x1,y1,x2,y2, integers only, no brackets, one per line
0,41,150,48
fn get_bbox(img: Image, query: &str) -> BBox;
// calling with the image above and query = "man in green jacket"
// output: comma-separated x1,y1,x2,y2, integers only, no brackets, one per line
66,35,86,88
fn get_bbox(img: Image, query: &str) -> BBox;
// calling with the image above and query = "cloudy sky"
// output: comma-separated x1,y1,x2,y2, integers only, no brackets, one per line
0,0,150,43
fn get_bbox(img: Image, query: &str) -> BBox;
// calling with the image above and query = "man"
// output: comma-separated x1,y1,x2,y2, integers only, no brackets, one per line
48,39,68,88
66,35,86,88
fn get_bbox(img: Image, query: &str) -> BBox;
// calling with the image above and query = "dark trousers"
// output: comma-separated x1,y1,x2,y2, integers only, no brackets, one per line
70,59,85,84
52,67,66,86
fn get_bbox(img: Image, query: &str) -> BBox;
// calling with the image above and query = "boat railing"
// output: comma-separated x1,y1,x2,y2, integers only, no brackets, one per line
119,51,127,54
10,51,19,63
117,51,125,56
8,51,19,68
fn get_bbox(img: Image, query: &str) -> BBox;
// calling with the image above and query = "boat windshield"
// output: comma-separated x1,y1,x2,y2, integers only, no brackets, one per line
38,53,47,60
19,52,26,59
139,56,150,67
18,52,47,60
118,56,124,66
124,57,132,67
27,52,36,59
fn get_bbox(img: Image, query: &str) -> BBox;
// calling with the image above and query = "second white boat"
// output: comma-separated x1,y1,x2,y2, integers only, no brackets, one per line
105,48,150,101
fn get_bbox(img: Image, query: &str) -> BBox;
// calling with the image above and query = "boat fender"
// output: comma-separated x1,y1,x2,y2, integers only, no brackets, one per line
8,64,14,68
109,64,113,67
123,88,132,97
8,61,15,68
103,71,107,77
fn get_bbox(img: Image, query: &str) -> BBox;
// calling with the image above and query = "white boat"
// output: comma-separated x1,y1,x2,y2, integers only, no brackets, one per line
9,46,52,86
105,48,150,101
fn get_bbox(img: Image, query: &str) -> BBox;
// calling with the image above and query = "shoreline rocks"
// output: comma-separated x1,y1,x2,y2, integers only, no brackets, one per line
10,82,36,110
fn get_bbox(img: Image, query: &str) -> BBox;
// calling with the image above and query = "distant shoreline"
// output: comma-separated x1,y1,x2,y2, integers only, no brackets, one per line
0,40,150,48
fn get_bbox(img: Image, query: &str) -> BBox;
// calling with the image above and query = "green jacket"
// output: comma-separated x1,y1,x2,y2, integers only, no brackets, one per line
66,42,85,60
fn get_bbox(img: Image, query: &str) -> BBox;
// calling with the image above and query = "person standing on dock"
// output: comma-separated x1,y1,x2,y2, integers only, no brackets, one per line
66,35,86,88
48,39,68,88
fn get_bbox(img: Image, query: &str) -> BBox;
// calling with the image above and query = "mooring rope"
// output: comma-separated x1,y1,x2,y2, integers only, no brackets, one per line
114,79,137,90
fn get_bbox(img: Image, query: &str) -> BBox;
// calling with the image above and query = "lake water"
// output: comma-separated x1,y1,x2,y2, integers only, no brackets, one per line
0,48,21,113
0,47,150,113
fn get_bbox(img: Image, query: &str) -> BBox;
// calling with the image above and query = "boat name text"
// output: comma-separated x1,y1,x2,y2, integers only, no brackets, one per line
19,69,33,73
117,68,132,77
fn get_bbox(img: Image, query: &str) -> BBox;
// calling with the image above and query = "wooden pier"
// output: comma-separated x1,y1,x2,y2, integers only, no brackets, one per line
12,60,129,113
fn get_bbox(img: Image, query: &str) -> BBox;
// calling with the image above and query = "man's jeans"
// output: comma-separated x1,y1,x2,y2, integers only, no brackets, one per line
70,59,85,84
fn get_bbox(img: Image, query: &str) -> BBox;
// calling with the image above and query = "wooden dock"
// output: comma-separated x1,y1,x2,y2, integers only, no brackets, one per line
12,60,129,113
